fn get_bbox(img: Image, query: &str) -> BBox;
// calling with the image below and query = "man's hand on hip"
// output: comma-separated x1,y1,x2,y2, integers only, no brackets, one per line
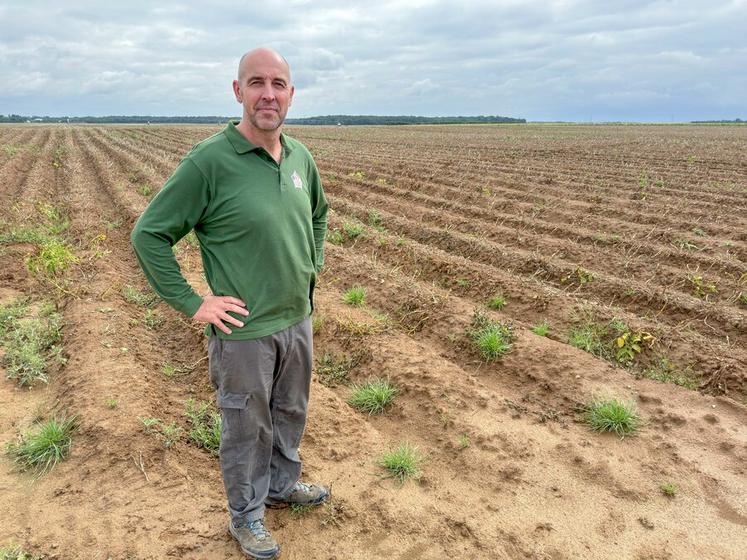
192,295,249,335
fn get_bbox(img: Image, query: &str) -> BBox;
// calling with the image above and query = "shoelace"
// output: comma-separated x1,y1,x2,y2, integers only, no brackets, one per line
294,482,312,493
248,520,271,541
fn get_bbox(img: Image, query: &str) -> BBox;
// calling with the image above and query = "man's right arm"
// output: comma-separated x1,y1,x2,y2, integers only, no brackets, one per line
130,157,208,318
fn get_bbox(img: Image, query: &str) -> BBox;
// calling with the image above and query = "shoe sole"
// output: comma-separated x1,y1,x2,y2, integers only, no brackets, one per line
265,489,330,509
228,522,280,560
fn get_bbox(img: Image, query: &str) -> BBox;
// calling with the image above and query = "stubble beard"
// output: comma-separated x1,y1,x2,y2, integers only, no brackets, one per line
249,109,284,132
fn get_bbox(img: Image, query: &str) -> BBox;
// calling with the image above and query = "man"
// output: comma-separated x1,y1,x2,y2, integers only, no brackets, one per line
131,48,329,560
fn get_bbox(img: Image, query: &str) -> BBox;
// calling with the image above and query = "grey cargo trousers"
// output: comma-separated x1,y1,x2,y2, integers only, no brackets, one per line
207,316,313,525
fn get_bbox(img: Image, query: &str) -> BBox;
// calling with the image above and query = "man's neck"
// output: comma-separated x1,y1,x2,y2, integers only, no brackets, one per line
236,120,283,162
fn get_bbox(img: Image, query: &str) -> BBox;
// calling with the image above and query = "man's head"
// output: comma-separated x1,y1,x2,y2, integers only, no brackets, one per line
233,48,294,134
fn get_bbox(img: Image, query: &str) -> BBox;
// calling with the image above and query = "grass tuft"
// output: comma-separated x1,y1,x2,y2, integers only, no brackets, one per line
531,320,550,337
2,306,64,386
315,353,356,387
467,310,515,361
487,294,507,310
0,545,43,560
348,378,397,414
184,399,221,456
6,415,78,476
25,240,77,277
378,443,420,484
122,285,160,307
584,398,641,438
342,286,366,306
660,482,678,497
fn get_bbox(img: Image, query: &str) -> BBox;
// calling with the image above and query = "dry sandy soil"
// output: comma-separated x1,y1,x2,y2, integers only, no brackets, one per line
0,123,745,559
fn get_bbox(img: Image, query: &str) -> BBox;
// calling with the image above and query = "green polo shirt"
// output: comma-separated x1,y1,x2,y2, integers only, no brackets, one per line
131,121,328,339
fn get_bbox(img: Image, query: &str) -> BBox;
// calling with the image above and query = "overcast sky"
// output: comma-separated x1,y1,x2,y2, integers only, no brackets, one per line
1,0,745,121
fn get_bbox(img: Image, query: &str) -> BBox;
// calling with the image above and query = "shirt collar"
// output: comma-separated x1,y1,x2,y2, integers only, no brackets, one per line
224,120,293,156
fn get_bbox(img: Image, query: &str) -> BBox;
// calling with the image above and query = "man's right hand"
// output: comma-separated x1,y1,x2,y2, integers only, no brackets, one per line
192,295,249,335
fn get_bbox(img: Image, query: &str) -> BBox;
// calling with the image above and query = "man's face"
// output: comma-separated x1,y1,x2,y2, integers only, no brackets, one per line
233,52,294,132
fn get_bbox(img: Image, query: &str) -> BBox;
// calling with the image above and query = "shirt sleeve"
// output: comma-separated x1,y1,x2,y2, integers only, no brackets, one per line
130,157,209,317
308,158,329,274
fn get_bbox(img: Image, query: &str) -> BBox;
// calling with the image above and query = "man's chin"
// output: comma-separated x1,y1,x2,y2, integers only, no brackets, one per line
250,115,283,131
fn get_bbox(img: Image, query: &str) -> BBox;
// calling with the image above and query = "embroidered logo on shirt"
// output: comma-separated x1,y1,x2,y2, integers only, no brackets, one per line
291,170,303,189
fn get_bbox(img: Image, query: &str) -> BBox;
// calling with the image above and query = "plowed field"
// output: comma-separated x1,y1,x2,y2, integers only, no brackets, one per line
1,124,745,559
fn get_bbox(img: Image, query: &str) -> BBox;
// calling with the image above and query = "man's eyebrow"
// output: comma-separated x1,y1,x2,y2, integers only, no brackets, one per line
245,74,288,83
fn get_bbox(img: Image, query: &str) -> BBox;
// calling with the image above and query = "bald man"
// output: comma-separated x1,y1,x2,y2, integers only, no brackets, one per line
132,48,329,559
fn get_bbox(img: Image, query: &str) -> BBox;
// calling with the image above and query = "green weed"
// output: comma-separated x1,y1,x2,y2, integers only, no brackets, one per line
327,229,344,245
584,398,641,438
565,267,595,286
348,170,366,180
122,285,159,307
143,308,164,330
487,294,507,310
26,240,77,277
185,399,221,456
105,398,119,409
290,503,314,516
343,222,365,239
348,378,397,414
0,545,43,560
368,209,382,228
687,274,717,299
611,321,655,366
2,307,64,386
315,353,355,387
378,443,420,484
467,310,515,361
673,238,700,251
640,357,698,390
692,227,706,237
739,292,747,306
139,417,182,449
455,278,471,289
531,320,550,337
311,313,325,334
660,483,678,497
6,415,78,476
458,434,471,449
137,183,153,197
0,299,28,337
343,286,366,306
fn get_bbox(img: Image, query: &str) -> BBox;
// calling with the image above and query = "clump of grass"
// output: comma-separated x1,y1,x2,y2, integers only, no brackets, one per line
368,209,382,228
640,357,698,390
531,320,550,337
660,483,678,497
290,503,314,516
348,378,397,414
327,229,344,245
6,415,78,476
568,321,608,358
467,310,515,361
25,240,77,277
564,266,595,286
315,353,356,387
687,273,717,299
139,417,182,449
105,398,118,409
0,226,50,245
122,284,159,307
584,398,641,438
378,443,420,484
487,294,507,310
184,399,221,456
739,292,747,306
0,299,28,336
143,308,164,330
343,286,366,306
311,313,325,335
2,307,64,386
343,222,365,239
136,183,153,197
0,545,43,560
458,434,471,449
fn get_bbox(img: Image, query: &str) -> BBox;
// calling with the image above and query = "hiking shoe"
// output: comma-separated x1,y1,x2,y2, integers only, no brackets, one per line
265,481,330,508
228,519,280,559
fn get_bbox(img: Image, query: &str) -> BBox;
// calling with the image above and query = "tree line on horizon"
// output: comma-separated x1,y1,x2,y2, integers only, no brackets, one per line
0,114,526,125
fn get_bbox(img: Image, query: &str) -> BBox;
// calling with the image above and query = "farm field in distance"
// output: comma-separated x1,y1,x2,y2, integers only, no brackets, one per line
0,123,745,559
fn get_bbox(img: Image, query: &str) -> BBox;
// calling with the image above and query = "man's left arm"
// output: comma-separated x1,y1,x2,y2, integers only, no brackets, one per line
308,159,328,273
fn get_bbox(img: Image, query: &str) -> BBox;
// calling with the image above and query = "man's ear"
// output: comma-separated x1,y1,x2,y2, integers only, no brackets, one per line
232,80,242,103
289,85,295,106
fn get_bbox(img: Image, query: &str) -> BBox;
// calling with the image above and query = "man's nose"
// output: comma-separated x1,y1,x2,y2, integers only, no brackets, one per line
261,82,276,100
